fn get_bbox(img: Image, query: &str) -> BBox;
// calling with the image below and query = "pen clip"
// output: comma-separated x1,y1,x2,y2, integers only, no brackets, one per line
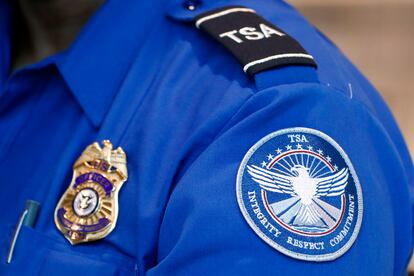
6,200,40,264
6,209,28,264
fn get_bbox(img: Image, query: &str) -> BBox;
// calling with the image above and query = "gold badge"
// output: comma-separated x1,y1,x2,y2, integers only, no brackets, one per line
54,140,128,245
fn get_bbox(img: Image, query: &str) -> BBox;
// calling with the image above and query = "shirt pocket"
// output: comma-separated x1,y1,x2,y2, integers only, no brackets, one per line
3,225,135,275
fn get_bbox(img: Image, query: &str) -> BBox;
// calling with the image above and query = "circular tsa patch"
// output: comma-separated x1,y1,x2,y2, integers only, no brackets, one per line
236,128,363,261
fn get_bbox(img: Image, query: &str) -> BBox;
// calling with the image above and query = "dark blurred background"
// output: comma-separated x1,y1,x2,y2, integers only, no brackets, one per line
289,0,414,269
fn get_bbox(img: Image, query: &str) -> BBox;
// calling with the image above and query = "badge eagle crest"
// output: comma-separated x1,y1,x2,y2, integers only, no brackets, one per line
54,140,128,245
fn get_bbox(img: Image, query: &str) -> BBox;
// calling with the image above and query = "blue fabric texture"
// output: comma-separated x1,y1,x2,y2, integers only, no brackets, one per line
0,0,412,275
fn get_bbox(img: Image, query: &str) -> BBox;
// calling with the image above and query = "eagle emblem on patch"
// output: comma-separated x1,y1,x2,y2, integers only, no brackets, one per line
54,140,127,245
237,128,363,261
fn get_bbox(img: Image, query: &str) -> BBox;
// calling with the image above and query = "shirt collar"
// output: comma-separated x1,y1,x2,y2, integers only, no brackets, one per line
55,0,166,127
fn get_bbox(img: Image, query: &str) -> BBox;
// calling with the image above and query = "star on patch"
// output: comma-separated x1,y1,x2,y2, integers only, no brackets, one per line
267,154,274,160
276,148,282,154
317,149,323,155
261,161,267,168
286,145,292,150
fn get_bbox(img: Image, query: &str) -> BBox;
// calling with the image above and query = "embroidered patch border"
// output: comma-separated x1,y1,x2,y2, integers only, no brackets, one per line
236,127,363,261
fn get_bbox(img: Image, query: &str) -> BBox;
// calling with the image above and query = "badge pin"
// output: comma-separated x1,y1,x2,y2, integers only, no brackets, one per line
54,140,128,245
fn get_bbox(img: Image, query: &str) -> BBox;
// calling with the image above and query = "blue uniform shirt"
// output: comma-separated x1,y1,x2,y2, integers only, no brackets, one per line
0,0,413,275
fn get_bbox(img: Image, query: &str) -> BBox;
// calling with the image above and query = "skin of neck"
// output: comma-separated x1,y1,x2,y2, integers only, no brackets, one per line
12,0,105,71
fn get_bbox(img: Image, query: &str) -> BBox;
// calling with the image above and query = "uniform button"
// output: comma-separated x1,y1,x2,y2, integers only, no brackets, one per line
183,0,201,11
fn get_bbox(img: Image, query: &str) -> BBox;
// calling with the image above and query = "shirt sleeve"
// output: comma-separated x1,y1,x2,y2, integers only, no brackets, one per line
147,83,413,275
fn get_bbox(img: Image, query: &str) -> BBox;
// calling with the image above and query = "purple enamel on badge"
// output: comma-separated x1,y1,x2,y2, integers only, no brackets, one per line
74,172,113,196
57,208,110,233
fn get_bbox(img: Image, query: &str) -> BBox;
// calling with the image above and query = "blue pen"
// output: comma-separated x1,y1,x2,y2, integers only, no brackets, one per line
6,200,40,264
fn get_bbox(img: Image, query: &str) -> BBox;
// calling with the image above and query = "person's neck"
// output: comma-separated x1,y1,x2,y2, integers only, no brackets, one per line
12,0,105,71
